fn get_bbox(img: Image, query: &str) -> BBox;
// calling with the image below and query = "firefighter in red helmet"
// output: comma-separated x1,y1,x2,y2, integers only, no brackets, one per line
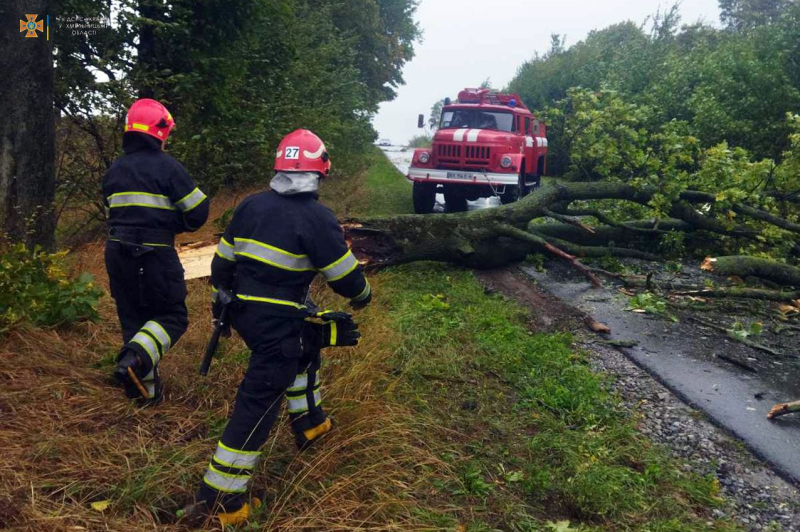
178,129,371,526
104,98,209,404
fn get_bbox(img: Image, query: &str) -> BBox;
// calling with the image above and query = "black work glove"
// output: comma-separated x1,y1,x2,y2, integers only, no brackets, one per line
314,310,353,322
302,317,361,352
349,290,372,310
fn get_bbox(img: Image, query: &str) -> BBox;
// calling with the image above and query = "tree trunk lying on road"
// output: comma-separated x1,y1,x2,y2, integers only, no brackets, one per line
702,256,800,287
345,182,800,293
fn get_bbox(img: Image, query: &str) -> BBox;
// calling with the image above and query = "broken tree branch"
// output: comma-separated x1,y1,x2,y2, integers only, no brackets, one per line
768,400,800,420
543,209,596,233
497,224,603,287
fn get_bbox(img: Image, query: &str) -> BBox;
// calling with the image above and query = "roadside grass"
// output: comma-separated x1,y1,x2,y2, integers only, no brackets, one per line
0,148,740,531
350,150,741,531
320,149,412,218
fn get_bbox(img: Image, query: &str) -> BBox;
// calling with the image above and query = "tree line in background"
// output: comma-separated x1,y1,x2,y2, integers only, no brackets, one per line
507,0,800,177
1,0,419,248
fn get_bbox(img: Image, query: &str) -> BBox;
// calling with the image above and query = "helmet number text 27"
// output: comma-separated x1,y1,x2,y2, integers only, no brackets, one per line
285,147,300,160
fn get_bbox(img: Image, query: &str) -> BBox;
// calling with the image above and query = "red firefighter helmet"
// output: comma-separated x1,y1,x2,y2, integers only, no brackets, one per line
124,99,175,142
274,129,331,177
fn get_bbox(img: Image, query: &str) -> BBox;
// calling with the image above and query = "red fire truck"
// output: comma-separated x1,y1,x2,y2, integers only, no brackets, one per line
408,88,548,213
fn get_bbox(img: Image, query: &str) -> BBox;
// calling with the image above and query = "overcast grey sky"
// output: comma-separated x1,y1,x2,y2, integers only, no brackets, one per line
373,0,722,144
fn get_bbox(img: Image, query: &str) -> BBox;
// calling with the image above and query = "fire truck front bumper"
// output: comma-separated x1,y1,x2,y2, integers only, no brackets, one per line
407,167,519,186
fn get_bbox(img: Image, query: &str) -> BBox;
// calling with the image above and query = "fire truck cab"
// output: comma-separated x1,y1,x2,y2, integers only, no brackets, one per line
408,88,548,213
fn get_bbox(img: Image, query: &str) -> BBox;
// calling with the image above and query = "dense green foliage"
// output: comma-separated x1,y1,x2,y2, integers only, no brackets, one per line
508,2,800,170
0,245,103,331
506,2,799,261
54,0,419,227
542,88,799,258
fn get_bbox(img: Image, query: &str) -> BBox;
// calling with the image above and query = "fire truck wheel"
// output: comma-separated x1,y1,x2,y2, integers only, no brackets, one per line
444,188,468,213
500,186,520,205
501,169,529,205
412,182,437,214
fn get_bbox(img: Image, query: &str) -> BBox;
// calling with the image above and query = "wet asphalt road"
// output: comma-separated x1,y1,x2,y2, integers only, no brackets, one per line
523,263,800,484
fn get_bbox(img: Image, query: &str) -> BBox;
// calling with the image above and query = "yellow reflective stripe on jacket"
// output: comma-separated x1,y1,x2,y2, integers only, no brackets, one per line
236,294,307,310
203,464,250,493
233,238,314,271
107,191,176,210
142,321,171,354
216,237,235,262
174,187,207,212
321,250,359,282
212,441,260,470
211,286,219,302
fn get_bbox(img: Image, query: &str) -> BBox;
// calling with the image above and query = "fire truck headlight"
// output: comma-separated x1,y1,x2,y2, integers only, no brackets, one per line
501,155,513,168
418,152,431,164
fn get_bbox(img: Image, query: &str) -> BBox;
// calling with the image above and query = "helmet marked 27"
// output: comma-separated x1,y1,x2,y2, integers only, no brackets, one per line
275,129,331,178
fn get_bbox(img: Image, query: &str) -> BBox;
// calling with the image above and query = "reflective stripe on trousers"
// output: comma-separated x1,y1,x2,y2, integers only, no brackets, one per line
212,441,260,470
286,371,322,414
203,464,250,493
130,319,172,367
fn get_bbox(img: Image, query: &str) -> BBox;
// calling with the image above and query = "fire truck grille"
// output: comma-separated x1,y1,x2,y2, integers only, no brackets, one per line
465,145,490,164
437,144,462,160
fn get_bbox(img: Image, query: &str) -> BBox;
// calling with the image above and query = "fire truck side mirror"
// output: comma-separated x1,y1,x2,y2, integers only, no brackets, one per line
532,120,541,135
418,114,425,128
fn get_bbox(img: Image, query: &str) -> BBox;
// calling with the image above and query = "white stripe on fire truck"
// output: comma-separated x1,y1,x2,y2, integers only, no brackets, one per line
453,128,468,142
466,129,480,142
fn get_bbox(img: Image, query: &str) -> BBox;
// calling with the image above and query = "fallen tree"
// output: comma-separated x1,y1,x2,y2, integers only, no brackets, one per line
345,181,800,294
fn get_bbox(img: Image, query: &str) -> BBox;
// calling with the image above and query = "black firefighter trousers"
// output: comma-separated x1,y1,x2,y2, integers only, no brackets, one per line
196,303,327,511
105,240,189,392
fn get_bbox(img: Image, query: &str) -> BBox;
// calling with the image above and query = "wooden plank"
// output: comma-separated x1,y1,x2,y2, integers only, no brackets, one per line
179,243,217,280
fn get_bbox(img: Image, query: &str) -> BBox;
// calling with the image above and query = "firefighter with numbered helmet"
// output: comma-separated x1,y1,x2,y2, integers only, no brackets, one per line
179,129,371,526
104,98,209,404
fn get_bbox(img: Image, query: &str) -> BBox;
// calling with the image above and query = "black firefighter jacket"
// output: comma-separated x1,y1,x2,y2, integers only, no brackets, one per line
103,133,209,241
211,190,371,317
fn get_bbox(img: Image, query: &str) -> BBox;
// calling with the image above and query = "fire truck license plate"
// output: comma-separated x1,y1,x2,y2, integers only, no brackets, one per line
446,171,472,180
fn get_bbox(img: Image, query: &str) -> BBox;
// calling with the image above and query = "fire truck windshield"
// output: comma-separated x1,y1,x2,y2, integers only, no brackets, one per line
440,110,515,132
